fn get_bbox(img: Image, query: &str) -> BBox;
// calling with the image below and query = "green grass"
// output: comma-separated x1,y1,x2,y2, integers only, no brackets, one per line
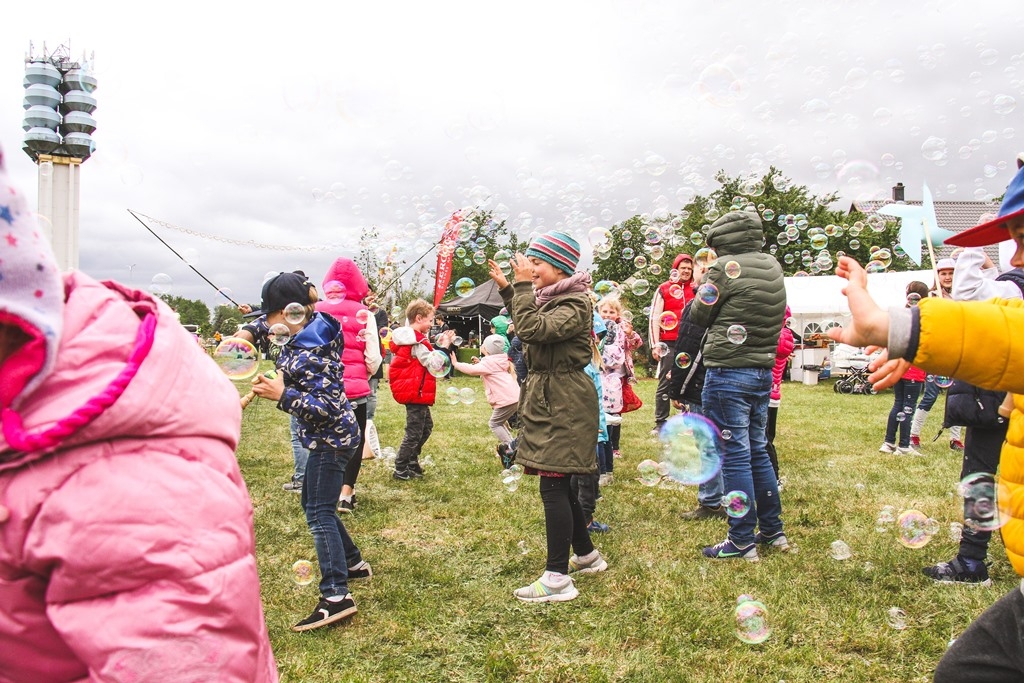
237,374,1012,682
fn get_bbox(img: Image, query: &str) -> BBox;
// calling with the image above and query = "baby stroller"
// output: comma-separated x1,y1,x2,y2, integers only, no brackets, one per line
833,356,876,395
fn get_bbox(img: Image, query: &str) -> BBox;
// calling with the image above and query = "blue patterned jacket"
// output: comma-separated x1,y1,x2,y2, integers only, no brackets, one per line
276,312,359,450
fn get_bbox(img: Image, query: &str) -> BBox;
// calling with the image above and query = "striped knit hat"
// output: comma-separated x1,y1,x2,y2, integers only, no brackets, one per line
525,231,580,275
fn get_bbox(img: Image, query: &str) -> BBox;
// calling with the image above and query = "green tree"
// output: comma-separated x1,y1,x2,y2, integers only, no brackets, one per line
211,304,244,336
446,210,528,299
159,295,212,335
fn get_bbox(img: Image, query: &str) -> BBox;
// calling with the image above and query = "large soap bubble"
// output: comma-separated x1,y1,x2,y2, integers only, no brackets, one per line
658,413,723,485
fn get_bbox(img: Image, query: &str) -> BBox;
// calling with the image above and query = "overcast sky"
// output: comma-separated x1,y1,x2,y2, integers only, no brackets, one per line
2,1,1022,309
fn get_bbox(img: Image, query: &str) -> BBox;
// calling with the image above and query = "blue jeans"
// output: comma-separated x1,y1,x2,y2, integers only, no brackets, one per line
302,447,363,598
885,379,923,447
917,377,940,412
290,414,310,483
702,367,782,546
366,377,380,421
685,402,724,508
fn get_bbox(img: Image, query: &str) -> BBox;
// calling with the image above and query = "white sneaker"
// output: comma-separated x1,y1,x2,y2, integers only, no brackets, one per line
513,574,579,603
568,550,608,574
897,446,923,456
598,473,613,487
879,442,897,454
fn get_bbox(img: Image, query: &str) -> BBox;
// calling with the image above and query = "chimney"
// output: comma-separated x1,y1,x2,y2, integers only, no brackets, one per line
892,182,905,202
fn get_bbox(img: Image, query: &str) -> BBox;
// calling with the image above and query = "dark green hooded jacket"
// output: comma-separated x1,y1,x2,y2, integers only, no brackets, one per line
690,211,787,368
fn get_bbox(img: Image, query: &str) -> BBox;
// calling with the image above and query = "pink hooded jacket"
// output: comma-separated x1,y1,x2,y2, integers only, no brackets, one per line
315,257,378,400
770,307,795,402
0,274,278,682
450,353,521,408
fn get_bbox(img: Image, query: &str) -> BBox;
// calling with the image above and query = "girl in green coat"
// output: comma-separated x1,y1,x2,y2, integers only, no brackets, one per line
488,231,608,603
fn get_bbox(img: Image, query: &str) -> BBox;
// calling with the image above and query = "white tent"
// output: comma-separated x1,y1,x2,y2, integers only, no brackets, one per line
784,269,935,381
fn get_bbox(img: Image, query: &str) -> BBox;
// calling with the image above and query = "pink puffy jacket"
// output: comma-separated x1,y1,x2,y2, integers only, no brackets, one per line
450,353,521,408
0,274,278,682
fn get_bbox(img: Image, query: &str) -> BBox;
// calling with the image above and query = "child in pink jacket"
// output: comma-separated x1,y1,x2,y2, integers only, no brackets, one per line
0,149,277,682
441,332,521,447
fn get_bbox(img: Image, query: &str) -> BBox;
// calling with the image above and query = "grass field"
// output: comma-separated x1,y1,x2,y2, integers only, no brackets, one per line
236,373,1012,682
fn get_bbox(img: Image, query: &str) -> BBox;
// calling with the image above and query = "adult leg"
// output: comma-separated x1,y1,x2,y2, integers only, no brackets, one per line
749,379,783,539
653,357,672,431
765,405,780,480
934,586,1024,682
911,378,939,441
884,379,906,447
289,414,310,487
958,425,1006,562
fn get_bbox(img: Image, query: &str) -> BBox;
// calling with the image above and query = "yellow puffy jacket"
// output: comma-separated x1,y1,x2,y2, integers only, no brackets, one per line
914,296,1024,574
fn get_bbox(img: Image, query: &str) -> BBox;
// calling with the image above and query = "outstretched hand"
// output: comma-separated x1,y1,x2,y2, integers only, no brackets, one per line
865,347,911,392
508,252,533,283
826,256,890,349
487,259,510,289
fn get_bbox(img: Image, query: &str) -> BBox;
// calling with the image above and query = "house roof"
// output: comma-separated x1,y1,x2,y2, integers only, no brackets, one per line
851,198,1001,262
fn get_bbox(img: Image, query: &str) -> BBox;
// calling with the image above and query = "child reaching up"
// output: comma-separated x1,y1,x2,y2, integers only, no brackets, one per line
250,272,370,632
439,332,520,449
488,231,607,603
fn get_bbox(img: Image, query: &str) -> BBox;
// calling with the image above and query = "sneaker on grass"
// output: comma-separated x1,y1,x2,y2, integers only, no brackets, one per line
282,479,303,493
897,445,923,456
392,469,413,481
702,538,760,562
587,520,611,533
337,498,355,514
879,442,897,454
291,595,357,632
950,439,965,452
568,550,608,574
513,574,579,603
754,530,793,552
348,560,373,580
922,556,991,586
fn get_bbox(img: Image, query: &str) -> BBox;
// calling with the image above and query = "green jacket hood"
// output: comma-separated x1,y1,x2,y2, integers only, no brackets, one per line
707,211,764,256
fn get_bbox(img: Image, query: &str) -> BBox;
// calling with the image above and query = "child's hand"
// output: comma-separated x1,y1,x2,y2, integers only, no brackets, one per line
509,252,533,283
487,260,510,289
827,256,889,349
471,356,480,364
251,370,284,401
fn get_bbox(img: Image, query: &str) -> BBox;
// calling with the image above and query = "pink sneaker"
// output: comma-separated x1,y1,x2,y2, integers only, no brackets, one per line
612,450,622,459
910,435,921,447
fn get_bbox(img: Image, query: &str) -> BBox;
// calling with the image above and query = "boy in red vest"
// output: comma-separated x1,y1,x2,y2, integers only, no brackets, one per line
389,299,437,480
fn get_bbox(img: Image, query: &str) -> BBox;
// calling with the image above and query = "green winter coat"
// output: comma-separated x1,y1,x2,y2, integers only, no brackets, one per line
690,211,787,368
500,282,599,474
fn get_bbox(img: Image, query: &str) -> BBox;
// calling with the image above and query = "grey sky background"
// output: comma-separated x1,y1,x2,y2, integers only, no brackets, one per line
2,1,1022,309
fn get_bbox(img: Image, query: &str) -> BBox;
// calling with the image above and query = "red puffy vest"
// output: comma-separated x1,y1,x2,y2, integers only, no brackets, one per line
388,330,436,405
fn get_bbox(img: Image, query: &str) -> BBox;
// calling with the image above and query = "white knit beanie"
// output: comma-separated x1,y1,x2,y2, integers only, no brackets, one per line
0,146,64,403
481,334,506,356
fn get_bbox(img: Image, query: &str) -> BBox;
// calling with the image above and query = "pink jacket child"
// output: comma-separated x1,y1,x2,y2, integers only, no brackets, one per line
771,307,796,405
0,152,277,682
444,333,521,446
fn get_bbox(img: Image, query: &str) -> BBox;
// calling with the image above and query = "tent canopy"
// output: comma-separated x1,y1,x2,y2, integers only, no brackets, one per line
436,279,504,321
784,269,936,337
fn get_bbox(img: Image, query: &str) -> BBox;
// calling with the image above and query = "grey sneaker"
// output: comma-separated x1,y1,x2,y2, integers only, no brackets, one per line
282,479,303,493
754,530,793,552
568,550,608,574
514,576,579,603
878,442,897,454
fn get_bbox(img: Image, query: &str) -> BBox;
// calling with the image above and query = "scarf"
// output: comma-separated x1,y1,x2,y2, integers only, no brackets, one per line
534,271,592,306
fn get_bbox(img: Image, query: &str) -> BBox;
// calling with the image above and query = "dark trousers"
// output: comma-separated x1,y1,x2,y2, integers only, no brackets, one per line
396,404,432,472
607,424,621,452
343,400,368,490
571,445,602,520
597,441,614,474
958,424,1007,561
765,405,780,480
540,476,595,574
935,585,1024,682
653,356,673,428
885,379,923,447
302,447,362,598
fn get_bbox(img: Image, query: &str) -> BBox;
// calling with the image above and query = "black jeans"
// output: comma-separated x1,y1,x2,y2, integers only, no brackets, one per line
958,424,1007,561
653,356,673,428
935,584,1024,682
343,400,368,490
540,476,595,574
396,404,432,472
765,405,780,480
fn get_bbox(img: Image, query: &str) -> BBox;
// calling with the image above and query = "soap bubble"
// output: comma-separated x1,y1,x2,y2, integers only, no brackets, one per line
501,464,524,492
721,429,732,440
829,540,852,560
588,227,613,248
594,280,618,297
658,413,723,485
213,338,260,381
473,251,487,265
269,323,292,347
291,559,315,586
934,376,954,389
659,311,679,331
631,279,651,296
424,351,452,378
694,247,718,264
455,278,476,297
654,342,670,358
445,386,461,405
150,273,173,296
726,325,747,345
324,280,346,302
459,387,476,405
723,490,750,518
960,472,1007,531
697,283,720,305
949,522,963,542
724,261,742,279
356,309,371,326
494,249,513,274
284,302,307,325
887,607,908,631
637,459,662,486
735,597,771,644
896,509,934,548
674,352,692,369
